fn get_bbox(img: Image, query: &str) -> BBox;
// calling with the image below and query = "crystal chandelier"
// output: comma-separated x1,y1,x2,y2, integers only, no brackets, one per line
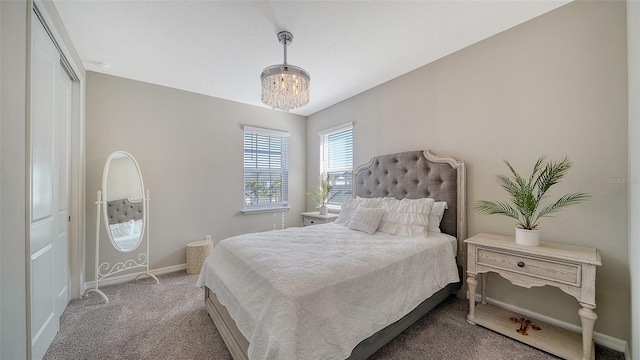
260,31,310,112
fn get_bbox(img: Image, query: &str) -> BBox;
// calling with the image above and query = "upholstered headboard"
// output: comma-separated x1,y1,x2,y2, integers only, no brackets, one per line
354,150,467,268
107,198,144,225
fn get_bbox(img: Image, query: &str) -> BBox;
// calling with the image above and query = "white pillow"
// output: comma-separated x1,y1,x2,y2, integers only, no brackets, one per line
427,202,448,233
133,219,143,235
378,198,434,237
335,197,383,226
109,219,135,238
335,198,359,225
348,207,386,235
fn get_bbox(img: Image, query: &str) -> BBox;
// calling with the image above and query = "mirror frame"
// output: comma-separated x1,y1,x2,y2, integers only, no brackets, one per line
101,151,146,253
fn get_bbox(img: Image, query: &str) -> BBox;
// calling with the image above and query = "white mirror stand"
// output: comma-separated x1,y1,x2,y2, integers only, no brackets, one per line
84,151,159,303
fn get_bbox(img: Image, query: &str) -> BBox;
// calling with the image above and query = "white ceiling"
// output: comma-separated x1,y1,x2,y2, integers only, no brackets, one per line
53,0,571,116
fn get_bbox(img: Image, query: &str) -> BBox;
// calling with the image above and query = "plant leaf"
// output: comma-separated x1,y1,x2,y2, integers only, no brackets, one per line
537,192,591,218
535,156,573,201
496,174,519,195
306,174,340,206
504,160,528,191
474,200,521,222
529,155,546,185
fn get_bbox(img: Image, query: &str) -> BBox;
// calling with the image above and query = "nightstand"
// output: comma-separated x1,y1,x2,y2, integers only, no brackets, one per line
300,212,339,227
465,233,601,360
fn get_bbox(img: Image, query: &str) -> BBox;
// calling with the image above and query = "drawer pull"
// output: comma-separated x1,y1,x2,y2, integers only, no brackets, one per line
310,221,315,224
517,261,525,268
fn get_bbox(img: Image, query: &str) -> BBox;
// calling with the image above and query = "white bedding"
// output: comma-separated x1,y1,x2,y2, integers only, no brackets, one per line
197,223,459,360
114,233,141,249
110,219,143,250
429,230,458,255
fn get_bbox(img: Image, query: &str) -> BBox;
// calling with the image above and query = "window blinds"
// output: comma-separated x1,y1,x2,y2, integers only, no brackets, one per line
243,126,289,210
319,123,353,206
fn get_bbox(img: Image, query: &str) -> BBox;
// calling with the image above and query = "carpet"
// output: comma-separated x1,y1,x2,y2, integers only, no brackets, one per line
44,271,623,360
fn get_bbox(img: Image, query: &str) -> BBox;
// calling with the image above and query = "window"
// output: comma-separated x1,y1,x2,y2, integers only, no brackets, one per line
243,126,289,211
319,122,353,207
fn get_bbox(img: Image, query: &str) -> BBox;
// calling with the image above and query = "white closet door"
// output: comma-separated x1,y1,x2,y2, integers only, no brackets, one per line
30,12,71,360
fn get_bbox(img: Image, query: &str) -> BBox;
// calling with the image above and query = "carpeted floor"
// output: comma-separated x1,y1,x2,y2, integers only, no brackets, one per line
44,271,623,360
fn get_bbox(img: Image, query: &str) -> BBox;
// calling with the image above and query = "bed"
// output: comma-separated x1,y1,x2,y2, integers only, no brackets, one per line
197,150,467,360
106,198,144,249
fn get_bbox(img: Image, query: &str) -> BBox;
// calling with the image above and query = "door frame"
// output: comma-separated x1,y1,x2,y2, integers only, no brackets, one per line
27,2,85,357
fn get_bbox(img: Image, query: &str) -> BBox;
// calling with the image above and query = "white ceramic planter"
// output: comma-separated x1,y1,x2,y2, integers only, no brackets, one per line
515,227,540,246
318,205,328,215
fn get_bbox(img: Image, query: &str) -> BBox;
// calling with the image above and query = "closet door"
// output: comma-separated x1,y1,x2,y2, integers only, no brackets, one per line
30,12,71,359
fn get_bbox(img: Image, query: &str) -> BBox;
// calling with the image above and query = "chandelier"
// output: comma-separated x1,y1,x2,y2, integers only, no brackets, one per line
260,31,310,112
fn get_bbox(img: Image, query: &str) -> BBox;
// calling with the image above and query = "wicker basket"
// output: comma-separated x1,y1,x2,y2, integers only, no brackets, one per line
186,239,214,274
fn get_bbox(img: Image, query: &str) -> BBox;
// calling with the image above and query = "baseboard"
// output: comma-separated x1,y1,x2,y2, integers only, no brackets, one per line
624,341,630,360
475,294,628,356
84,263,187,289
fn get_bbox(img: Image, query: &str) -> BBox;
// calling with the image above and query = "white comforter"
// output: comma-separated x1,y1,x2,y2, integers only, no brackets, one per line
196,223,459,360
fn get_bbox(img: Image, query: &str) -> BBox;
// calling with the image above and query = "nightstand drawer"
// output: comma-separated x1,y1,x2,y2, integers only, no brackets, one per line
476,248,581,286
303,217,331,226
300,212,339,227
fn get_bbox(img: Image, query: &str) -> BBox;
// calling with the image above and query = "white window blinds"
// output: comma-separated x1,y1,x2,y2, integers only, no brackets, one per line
243,126,289,210
319,123,353,206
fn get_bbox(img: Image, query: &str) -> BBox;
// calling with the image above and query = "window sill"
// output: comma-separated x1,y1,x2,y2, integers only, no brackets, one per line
241,207,291,215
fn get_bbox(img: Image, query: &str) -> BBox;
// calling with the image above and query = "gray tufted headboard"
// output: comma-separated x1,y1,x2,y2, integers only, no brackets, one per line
354,150,467,268
107,198,144,225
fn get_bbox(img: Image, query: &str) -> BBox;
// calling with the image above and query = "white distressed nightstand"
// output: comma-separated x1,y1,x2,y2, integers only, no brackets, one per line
465,233,601,360
300,212,339,227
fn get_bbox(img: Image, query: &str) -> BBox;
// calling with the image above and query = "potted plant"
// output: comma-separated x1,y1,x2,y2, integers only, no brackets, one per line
306,174,339,215
474,156,590,246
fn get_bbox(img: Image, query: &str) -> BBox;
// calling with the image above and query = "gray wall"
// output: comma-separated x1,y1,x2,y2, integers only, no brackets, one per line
628,0,639,356
307,0,628,341
85,72,306,280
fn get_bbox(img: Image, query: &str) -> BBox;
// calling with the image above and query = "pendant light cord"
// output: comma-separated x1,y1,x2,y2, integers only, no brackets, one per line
283,40,288,66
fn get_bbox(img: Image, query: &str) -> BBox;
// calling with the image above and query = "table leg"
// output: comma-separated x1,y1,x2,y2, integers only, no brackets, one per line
578,303,597,360
467,274,478,325
480,273,488,304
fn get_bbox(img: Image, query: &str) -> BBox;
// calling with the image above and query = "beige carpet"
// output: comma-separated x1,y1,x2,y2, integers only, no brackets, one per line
44,271,623,360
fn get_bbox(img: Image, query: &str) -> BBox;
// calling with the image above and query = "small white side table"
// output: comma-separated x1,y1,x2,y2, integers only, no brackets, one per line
465,233,601,360
300,211,339,227
186,239,214,274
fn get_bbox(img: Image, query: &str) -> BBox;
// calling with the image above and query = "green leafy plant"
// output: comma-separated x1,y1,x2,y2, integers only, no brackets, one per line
306,174,339,207
474,156,590,230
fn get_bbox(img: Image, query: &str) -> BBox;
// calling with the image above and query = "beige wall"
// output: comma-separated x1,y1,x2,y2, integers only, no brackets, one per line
307,0,628,341
85,72,306,280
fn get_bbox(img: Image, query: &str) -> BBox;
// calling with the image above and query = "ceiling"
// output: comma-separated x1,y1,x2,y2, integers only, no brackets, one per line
53,0,571,116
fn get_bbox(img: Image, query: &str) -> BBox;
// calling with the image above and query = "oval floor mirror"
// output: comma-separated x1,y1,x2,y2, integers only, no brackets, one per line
84,151,159,303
